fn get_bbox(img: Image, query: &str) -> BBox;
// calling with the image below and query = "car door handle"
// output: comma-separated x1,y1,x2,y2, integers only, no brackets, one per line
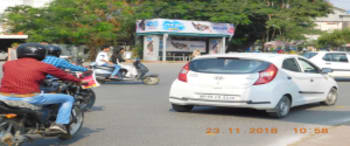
287,76,292,80
310,79,314,82
326,63,331,65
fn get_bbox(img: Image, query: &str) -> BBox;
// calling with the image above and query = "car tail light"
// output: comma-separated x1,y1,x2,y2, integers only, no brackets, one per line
254,64,278,85
178,63,190,82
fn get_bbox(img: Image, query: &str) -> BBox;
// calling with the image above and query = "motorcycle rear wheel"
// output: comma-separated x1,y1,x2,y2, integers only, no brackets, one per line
58,107,84,140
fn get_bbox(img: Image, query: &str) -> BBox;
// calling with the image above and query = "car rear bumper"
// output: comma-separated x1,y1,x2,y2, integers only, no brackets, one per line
169,80,280,110
169,97,273,110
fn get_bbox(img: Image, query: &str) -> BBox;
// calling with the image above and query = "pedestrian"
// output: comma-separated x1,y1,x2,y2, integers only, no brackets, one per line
7,43,19,61
192,49,201,59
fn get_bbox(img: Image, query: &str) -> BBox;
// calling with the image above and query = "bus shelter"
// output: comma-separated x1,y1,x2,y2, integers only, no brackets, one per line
136,19,235,61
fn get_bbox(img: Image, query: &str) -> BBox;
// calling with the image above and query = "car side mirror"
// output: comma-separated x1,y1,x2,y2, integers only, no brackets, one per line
321,68,333,74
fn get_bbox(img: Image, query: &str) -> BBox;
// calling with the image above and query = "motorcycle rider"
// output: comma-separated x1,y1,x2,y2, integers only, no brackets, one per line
42,45,88,72
95,45,121,79
0,43,82,134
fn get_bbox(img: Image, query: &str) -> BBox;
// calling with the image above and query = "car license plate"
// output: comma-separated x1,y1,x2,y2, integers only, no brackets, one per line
199,94,235,101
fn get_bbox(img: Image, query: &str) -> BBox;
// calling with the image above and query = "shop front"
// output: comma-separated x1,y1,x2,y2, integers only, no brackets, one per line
136,19,235,61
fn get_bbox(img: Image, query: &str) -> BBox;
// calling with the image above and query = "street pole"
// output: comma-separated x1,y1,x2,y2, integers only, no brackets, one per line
222,36,226,54
162,33,168,61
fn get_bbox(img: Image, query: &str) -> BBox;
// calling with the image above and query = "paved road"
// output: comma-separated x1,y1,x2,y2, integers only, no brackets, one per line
1,63,350,146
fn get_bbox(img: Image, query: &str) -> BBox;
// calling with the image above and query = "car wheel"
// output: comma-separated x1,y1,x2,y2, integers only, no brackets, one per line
322,88,337,106
268,96,291,118
171,104,193,112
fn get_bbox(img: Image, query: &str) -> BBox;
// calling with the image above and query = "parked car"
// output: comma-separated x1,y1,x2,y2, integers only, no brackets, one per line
303,51,350,79
0,50,8,61
169,53,338,118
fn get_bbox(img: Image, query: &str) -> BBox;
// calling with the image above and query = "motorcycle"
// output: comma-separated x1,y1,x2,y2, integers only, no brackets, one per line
0,94,84,145
90,60,160,85
40,72,96,112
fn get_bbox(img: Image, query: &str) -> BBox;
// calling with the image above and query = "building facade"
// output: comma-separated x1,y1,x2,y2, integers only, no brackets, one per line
314,7,350,32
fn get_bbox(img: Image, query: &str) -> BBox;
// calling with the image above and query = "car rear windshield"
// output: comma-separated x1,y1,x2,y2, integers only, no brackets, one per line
189,57,271,74
302,52,318,59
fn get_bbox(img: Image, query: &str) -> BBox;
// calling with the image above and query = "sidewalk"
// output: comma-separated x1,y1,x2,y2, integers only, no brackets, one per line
289,124,350,146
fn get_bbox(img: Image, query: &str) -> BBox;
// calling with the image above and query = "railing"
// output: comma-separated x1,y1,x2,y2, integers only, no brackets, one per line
159,55,192,61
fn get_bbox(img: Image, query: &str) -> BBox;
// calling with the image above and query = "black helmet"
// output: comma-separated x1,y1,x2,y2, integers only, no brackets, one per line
46,45,62,57
17,43,47,61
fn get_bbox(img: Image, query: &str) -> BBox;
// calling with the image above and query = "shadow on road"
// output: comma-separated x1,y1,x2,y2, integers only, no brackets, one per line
59,127,105,145
23,127,105,146
103,81,144,85
169,103,350,126
88,105,105,112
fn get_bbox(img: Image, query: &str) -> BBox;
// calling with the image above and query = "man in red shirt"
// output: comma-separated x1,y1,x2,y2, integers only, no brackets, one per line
0,43,81,134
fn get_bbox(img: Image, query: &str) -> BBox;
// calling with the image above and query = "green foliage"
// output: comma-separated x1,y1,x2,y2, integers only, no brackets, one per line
135,0,332,50
2,0,139,59
317,29,350,48
2,0,333,54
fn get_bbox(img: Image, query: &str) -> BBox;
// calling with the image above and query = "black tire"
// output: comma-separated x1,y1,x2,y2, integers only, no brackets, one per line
171,104,193,112
79,89,96,112
143,76,160,85
58,107,84,140
321,88,337,106
268,96,291,118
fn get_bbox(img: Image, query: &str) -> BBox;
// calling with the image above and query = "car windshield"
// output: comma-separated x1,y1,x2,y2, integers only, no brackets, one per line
302,52,318,59
189,57,270,74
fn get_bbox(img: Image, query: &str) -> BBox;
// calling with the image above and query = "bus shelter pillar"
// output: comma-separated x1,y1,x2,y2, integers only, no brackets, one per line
162,33,168,62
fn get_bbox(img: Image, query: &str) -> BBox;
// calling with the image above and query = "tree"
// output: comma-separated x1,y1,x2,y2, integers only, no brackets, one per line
2,0,333,56
135,0,332,51
2,0,139,60
317,29,350,49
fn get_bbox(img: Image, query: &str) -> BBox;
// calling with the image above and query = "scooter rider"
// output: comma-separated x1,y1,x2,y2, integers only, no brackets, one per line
96,45,121,79
111,47,126,64
0,43,82,134
111,48,149,79
42,45,88,72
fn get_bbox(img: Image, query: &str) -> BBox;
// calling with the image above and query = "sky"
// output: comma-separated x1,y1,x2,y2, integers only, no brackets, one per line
329,0,350,11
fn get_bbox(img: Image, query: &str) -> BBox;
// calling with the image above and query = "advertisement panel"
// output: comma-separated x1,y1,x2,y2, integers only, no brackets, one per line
209,39,223,54
137,19,235,36
143,35,160,61
167,40,206,52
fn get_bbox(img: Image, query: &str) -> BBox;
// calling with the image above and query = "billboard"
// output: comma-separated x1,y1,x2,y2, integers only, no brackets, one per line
209,39,223,54
143,35,160,61
167,40,206,52
136,19,235,37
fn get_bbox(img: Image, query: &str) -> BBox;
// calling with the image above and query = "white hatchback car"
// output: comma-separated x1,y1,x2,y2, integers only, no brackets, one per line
303,51,350,79
169,53,338,118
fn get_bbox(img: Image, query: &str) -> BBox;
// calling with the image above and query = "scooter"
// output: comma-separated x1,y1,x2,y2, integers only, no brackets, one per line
90,60,160,85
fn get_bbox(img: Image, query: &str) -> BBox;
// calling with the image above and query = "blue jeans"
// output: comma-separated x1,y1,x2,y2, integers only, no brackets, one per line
102,63,120,76
0,93,74,124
